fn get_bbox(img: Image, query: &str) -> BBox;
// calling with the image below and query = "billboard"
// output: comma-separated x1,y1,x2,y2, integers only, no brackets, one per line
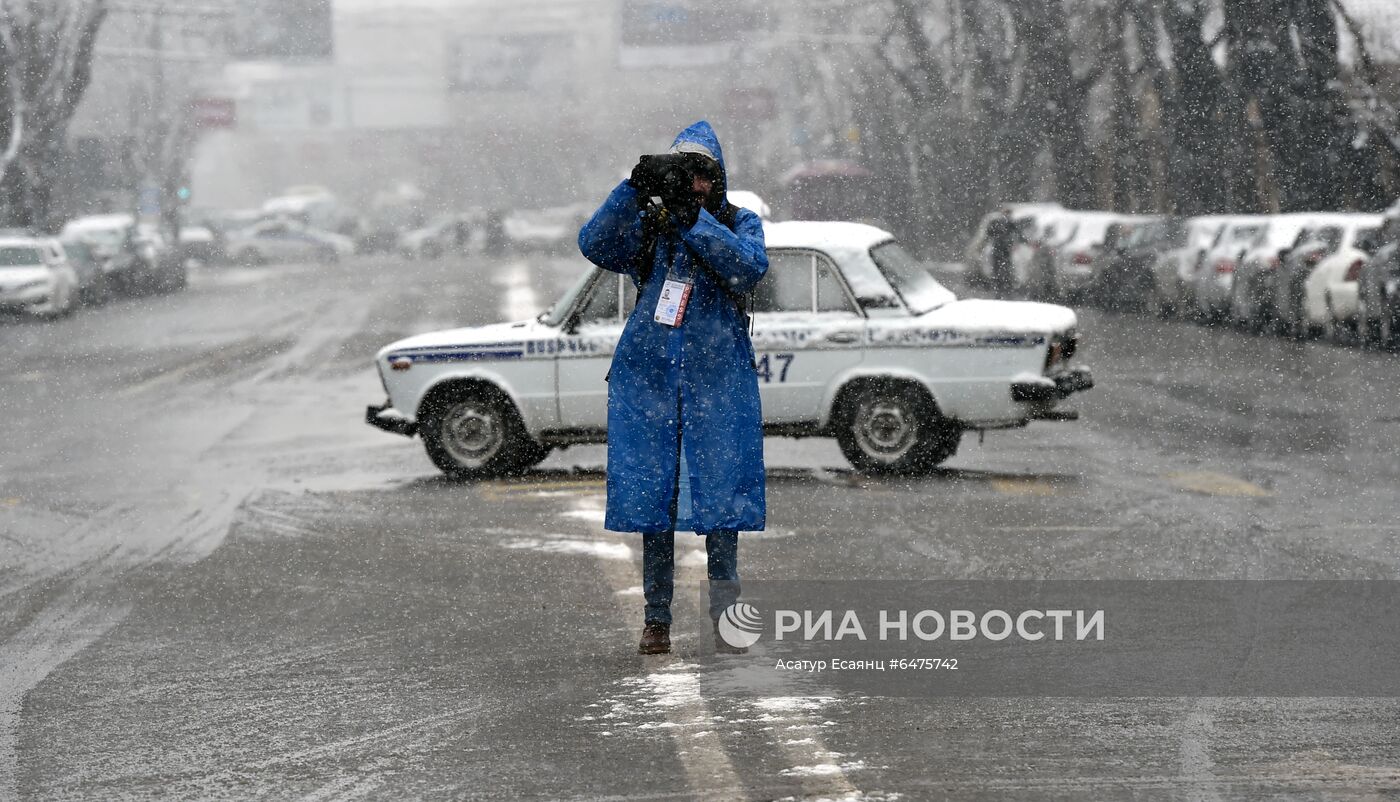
452,34,574,92
618,0,758,69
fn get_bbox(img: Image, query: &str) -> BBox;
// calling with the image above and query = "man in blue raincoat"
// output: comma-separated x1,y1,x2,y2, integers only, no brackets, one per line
578,121,768,656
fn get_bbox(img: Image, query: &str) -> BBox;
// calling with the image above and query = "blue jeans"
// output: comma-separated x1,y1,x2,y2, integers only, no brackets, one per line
642,530,739,626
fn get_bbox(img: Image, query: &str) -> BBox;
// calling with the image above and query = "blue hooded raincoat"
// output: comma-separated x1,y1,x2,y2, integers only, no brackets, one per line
578,121,768,535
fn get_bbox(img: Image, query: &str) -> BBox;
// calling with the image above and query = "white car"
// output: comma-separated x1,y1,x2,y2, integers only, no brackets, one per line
1148,216,1229,316
1043,211,1130,299
966,203,1062,290
1304,222,1386,339
726,190,772,220
0,237,79,318
1226,213,1318,330
1192,216,1268,320
60,214,169,292
1271,214,1382,337
226,219,354,265
399,213,479,260
367,222,1094,478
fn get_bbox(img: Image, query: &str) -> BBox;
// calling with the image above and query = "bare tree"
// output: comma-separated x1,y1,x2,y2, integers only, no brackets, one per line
0,0,106,229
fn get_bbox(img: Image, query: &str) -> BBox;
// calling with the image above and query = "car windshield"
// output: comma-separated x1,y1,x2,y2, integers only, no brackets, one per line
540,267,598,326
0,245,43,267
60,240,94,263
868,241,955,315
1310,225,1344,250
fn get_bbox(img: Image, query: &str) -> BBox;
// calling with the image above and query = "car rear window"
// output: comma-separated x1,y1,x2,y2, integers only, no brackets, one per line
0,246,43,267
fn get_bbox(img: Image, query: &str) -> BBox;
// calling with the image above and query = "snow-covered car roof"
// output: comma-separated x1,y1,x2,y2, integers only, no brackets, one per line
727,190,771,220
63,213,135,231
762,220,893,253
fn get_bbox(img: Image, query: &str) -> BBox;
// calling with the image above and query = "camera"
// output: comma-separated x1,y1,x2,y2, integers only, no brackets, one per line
632,152,718,198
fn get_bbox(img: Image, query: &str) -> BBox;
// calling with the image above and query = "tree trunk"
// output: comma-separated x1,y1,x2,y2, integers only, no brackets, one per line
1160,1,1235,215
1017,0,1097,208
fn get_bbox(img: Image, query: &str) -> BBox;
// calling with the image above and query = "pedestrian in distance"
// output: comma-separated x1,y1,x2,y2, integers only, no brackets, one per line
987,206,1016,296
577,121,768,656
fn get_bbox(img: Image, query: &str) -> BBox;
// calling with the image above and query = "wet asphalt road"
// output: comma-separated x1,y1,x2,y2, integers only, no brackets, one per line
3,250,1400,800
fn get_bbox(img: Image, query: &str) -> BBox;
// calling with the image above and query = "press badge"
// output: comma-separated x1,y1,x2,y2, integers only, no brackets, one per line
654,278,693,327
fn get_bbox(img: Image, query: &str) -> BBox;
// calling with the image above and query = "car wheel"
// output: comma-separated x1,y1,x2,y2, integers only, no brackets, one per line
1144,287,1165,318
835,383,960,476
419,386,547,479
317,247,339,264
81,274,111,306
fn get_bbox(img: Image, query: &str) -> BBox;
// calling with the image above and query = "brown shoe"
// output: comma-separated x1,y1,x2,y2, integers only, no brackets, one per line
638,621,671,655
713,620,749,655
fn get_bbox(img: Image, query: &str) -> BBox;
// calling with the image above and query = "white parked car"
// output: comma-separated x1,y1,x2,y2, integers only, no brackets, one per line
1041,211,1130,300
60,214,171,293
1147,216,1229,316
0,237,79,318
1303,222,1386,340
1226,213,1318,330
965,203,1062,289
1270,214,1382,338
1192,216,1268,320
367,222,1094,478
226,219,354,265
399,213,479,260
502,205,592,252
726,190,772,220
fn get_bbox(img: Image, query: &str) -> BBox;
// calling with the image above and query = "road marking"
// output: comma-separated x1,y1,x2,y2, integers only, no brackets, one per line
986,525,1119,532
989,477,1059,496
566,493,863,799
1178,700,1224,802
113,357,209,399
480,478,605,502
1167,471,1271,497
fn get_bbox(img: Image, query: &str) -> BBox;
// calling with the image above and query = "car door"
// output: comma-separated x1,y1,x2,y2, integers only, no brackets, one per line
555,270,632,430
751,248,865,424
255,222,289,260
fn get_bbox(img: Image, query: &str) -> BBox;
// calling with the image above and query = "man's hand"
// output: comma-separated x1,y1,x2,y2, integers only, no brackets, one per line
630,157,663,196
661,182,700,229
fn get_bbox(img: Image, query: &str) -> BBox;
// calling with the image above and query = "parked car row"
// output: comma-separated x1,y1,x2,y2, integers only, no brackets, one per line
969,202,1400,347
3,212,198,320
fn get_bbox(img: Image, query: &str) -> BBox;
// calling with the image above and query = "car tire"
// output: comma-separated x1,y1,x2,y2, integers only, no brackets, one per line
1144,286,1167,318
835,383,960,476
419,385,548,480
81,273,111,306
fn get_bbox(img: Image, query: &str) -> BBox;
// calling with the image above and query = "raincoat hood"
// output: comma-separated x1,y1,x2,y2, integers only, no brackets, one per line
670,120,726,181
